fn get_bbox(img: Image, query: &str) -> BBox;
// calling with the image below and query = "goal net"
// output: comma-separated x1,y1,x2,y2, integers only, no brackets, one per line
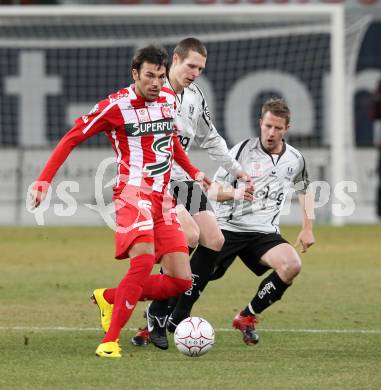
0,5,347,225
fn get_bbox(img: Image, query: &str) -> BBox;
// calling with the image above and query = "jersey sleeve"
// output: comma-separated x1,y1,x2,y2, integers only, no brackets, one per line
172,135,200,180
36,99,123,185
212,141,244,185
192,88,242,177
293,154,310,194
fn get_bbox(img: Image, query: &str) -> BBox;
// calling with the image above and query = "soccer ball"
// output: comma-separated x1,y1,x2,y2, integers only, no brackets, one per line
174,316,215,357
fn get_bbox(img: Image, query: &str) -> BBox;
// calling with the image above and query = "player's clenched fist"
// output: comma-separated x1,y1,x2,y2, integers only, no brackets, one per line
195,171,211,192
29,181,49,209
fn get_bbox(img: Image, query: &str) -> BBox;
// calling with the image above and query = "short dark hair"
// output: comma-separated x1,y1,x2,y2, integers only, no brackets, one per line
173,37,207,60
261,97,290,125
131,45,169,74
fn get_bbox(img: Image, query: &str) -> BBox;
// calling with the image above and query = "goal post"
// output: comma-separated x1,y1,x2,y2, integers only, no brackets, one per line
330,4,346,226
0,4,346,225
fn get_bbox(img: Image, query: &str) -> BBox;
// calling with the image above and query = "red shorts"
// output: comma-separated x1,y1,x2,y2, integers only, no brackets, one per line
114,185,188,261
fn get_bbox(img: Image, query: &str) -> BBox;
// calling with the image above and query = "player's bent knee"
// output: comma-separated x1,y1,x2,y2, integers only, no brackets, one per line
214,234,225,251
187,228,200,248
284,256,302,279
203,233,225,251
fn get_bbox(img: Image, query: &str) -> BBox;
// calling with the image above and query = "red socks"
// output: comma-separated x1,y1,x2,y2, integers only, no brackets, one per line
140,274,192,301
102,254,154,343
103,288,115,304
103,274,192,304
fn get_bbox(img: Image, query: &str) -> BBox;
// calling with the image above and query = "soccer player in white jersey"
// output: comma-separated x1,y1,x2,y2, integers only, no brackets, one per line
148,38,253,346
176,97,315,345
30,45,209,358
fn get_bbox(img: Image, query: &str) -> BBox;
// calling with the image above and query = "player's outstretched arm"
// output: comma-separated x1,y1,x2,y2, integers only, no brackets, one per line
193,92,249,179
294,192,315,253
30,101,122,209
195,123,246,179
194,171,212,192
208,181,254,202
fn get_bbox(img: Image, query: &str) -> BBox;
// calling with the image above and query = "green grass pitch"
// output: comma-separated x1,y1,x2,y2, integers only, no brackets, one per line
0,225,381,389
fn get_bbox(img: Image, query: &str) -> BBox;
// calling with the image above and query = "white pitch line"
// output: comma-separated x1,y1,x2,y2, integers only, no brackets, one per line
1,326,381,334
242,328,381,334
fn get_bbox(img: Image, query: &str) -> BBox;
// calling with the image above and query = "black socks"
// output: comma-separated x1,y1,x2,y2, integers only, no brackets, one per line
171,245,220,319
242,271,290,315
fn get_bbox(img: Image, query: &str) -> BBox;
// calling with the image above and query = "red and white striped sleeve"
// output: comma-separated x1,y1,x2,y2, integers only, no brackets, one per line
36,98,124,185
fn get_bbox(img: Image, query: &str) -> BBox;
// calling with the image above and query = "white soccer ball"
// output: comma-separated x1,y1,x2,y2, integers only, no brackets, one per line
174,316,215,357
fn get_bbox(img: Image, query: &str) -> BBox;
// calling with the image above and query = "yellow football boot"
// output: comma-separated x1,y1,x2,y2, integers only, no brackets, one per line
91,288,113,333
95,341,122,358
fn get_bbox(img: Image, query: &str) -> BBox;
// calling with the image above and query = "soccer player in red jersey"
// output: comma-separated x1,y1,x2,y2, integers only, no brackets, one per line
30,45,209,358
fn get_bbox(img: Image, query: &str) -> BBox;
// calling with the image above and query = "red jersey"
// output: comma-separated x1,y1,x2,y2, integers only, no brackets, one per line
37,84,200,193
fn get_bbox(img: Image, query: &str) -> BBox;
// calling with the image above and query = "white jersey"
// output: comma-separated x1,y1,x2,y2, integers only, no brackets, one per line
167,80,241,181
213,137,310,234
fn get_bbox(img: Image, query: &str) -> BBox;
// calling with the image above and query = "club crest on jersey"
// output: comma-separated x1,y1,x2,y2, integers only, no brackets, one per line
287,167,294,176
136,108,150,123
189,104,195,116
251,161,263,177
161,105,174,119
